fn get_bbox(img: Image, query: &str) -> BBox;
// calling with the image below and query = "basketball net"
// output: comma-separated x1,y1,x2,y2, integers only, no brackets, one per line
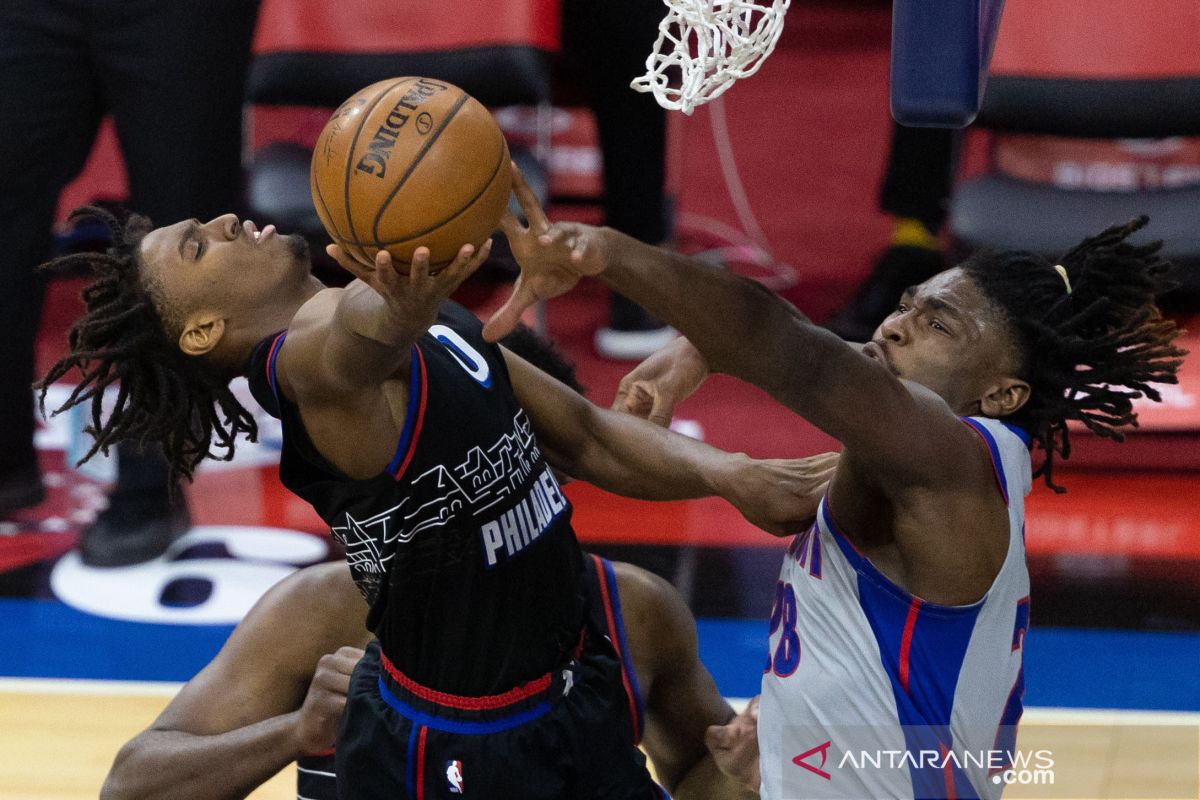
632,0,791,115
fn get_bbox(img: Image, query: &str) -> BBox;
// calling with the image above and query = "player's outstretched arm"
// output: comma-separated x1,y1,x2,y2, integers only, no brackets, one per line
486,165,974,485
279,243,490,399
100,565,368,800
506,347,834,536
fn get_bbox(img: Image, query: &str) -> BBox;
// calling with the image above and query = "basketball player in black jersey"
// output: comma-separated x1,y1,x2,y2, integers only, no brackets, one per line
40,207,826,799
99,329,790,800
99,557,762,800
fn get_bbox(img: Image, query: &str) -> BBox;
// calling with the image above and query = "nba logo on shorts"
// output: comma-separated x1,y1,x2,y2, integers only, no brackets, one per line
445,760,464,794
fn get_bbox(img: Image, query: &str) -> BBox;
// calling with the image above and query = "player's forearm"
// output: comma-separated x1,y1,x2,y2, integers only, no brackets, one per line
100,713,304,800
570,404,745,501
595,228,848,405
329,281,424,385
674,754,760,800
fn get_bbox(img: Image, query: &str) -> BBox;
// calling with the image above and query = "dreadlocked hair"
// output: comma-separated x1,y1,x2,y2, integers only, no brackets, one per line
34,206,258,483
960,216,1186,492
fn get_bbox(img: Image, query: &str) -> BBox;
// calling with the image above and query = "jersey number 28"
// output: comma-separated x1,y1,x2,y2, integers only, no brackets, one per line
765,580,801,677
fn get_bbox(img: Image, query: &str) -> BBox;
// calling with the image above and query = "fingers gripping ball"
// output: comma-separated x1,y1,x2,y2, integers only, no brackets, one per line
311,77,512,273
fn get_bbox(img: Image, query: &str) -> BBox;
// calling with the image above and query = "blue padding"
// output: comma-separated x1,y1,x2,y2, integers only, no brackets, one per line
696,617,1200,711
2,597,1197,714
1023,627,1200,712
0,599,233,682
890,0,1006,128
695,618,769,699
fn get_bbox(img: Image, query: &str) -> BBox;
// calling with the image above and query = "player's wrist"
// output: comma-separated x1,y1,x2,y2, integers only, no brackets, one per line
671,337,710,384
708,451,753,501
285,709,328,759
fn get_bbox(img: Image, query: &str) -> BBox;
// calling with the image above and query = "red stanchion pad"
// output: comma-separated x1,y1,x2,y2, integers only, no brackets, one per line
253,0,560,55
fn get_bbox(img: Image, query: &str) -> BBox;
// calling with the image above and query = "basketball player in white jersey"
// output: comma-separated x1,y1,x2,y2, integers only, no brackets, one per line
485,165,1184,799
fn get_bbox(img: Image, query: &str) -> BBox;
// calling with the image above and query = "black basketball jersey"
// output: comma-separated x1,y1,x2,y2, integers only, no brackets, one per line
247,301,586,696
296,555,651,800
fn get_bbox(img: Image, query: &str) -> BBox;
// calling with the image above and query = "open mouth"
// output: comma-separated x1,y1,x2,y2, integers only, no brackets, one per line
243,220,276,244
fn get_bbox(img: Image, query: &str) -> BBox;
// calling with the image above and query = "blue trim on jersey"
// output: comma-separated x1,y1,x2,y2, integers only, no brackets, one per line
378,677,552,735
821,502,985,615
266,332,286,402
386,345,424,474
854,573,983,798
405,722,419,798
1000,420,1032,448
960,417,1010,505
820,499,987,794
600,557,646,735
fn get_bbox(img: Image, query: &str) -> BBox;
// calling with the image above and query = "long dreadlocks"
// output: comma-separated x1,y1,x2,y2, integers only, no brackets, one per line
960,216,1186,492
35,207,258,482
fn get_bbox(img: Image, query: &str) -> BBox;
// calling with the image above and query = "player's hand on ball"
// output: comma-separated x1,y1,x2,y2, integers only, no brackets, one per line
293,646,364,756
327,241,492,335
726,452,839,537
612,338,708,427
706,696,762,793
483,162,608,341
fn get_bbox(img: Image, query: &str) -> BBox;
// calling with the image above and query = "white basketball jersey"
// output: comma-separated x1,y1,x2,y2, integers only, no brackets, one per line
759,417,1032,800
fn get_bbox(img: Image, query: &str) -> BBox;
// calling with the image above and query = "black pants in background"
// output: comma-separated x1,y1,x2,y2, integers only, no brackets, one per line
0,0,259,491
878,122,962,234
559,0,669,246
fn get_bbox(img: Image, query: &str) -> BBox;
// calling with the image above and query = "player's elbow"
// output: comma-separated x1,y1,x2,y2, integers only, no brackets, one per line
99,741,139,800
537,395,598,478
100,734,168,800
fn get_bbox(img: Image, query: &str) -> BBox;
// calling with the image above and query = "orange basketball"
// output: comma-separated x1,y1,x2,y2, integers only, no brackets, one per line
310,77,512,271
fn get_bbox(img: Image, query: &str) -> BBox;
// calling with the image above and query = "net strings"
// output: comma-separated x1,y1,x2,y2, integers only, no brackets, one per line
632,0,792,114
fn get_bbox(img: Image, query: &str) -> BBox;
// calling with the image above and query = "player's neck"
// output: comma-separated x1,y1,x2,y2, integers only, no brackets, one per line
220,278,326,377
253,276,325,343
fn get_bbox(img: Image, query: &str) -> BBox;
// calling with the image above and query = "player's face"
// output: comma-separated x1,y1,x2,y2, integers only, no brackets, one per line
138,214,311,324
866,268,1021,414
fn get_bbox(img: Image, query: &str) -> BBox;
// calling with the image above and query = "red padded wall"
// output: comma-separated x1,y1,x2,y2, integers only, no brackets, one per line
991,0,1200,79
253,0,560,55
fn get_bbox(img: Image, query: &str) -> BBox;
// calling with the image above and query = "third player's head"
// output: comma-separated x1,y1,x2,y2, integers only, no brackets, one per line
868,217,1184,489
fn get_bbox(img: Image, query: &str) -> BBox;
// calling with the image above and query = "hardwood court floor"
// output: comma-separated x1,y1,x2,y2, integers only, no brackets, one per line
0,679,295,800
6,679,1197,800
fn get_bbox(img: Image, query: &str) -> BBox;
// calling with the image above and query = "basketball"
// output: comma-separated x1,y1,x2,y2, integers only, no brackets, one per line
310,77,512,271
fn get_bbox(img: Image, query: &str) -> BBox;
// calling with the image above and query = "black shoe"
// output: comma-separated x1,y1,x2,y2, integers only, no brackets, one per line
595,294,676,361
78,492,191,567
0,465,45,519
824,246,946,343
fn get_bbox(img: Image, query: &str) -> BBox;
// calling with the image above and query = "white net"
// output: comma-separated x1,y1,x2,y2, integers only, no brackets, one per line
631,0,791,115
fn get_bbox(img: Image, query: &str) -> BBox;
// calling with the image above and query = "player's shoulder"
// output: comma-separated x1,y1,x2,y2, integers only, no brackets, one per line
247,562,366,643
271,287,343,397
610,561,696,657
